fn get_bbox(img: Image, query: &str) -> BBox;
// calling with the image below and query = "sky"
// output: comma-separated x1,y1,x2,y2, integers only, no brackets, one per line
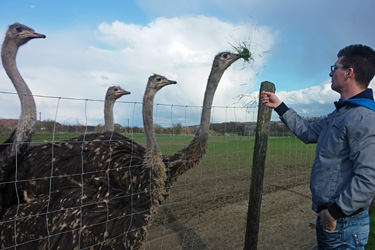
1,0,375,127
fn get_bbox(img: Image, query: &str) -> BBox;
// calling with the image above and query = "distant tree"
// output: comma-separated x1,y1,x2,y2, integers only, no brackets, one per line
209,129,217,136
172,123,183,135
154,124,163,135
236,125,245,136
183,127,194,135
122,126,131,134
95,124,105,133
132,126,143,134
42,119,56,133
114,123,122,132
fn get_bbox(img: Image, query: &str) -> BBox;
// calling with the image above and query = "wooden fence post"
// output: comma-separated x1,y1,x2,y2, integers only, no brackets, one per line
244,81,275,250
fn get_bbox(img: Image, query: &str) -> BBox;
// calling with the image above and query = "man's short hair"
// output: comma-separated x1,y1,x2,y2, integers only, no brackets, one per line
338,44,375,87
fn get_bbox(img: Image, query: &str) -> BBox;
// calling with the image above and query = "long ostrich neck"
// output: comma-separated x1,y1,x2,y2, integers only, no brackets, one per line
142,89,159,153
198,68,225,137
1,38,36,142
104,100,115,131
143,85,167,209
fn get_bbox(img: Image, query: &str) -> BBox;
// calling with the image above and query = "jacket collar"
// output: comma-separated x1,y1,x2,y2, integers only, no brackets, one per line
334,88,374,109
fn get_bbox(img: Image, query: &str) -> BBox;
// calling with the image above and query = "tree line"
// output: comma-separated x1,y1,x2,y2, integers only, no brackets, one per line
0,116,325,137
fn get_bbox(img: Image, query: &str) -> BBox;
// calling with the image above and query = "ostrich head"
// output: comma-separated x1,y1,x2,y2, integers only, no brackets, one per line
206,52,241,87
147,74,177,94
212,52,241,70
105,86,131,102
143,74,176,151
143,74,177,127
4,23,46,47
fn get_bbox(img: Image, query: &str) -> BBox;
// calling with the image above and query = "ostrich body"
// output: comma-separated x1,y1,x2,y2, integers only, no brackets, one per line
0,23,45,210
163,52,241,188
1,52,241,248
104,86,130,132
3,52,241,205
0,74,175,249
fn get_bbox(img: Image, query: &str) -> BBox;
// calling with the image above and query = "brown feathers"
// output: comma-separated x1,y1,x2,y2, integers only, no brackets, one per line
0,75,175,249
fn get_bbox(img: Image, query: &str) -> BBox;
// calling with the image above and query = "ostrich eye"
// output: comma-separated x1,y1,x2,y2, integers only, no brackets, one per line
222,53,228,58
16,27,24,32
156,78,161,82
114,88,118,91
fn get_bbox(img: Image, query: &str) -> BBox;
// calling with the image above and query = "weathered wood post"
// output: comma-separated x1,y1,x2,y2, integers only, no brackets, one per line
244,81,275,250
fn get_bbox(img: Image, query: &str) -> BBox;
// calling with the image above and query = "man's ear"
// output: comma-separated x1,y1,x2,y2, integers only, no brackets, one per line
346,67,354,78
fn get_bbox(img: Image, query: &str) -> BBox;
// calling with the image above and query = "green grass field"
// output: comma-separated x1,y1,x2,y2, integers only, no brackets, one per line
0,132,318,181
1,133,314,167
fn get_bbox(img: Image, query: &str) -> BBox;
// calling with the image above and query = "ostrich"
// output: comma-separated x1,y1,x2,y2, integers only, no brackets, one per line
163,52,241,188
0,23,45,210
2,52,242,207
0,74,176,249
104,86,130,132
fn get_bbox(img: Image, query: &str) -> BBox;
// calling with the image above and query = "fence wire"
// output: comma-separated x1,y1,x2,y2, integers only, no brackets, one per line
0,91,318,249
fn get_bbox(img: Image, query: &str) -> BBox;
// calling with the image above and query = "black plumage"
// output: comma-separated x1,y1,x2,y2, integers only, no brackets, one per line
1,52,242,248
4,52,241,207
1,75,176,249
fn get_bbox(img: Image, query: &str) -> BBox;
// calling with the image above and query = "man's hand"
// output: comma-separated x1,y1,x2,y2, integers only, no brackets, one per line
317,209,337,231
261,91,282,109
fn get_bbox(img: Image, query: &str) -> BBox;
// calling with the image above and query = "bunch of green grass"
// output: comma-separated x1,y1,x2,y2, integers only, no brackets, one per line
230,41,253,63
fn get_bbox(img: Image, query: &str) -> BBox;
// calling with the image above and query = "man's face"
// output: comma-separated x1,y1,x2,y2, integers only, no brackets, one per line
330,56,348,93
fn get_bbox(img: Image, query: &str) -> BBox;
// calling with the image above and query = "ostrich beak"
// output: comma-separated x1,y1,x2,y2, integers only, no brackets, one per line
121,90,131,95
161,79,177,88
232,54,242,61
166,80,177,87
30,32,46,39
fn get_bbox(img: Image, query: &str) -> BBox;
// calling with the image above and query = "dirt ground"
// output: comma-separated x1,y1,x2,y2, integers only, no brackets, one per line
142,168,317,250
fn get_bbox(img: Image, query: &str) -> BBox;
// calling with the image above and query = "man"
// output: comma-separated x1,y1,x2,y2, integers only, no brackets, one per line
262,44,375,249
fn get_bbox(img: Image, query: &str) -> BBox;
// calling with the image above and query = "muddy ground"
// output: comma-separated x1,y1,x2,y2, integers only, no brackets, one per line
142,168,317,250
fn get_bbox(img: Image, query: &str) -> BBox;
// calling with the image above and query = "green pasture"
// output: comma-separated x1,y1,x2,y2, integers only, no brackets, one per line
0,132,318,181
0,133,316,173
1,132,319,190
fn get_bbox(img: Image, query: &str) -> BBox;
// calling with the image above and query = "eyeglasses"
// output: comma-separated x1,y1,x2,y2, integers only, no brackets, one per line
331,65,349,72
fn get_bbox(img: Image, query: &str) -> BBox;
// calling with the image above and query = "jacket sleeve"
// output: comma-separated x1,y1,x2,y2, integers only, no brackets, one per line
279,106,327,144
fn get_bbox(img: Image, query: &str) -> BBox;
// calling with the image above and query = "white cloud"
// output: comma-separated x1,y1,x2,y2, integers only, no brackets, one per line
274,77,375,109
247,76,375,121
94,16,275,124
275,81,339,106
0,16,275,126
246,80,341,103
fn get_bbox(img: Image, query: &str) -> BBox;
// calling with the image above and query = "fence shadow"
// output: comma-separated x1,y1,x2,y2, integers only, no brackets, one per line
161,206,208,250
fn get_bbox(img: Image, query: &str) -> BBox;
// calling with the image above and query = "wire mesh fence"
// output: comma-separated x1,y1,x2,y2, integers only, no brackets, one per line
0,91,318,249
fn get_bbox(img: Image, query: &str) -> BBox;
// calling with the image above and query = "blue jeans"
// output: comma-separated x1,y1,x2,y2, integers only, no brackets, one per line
316,210,370,249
